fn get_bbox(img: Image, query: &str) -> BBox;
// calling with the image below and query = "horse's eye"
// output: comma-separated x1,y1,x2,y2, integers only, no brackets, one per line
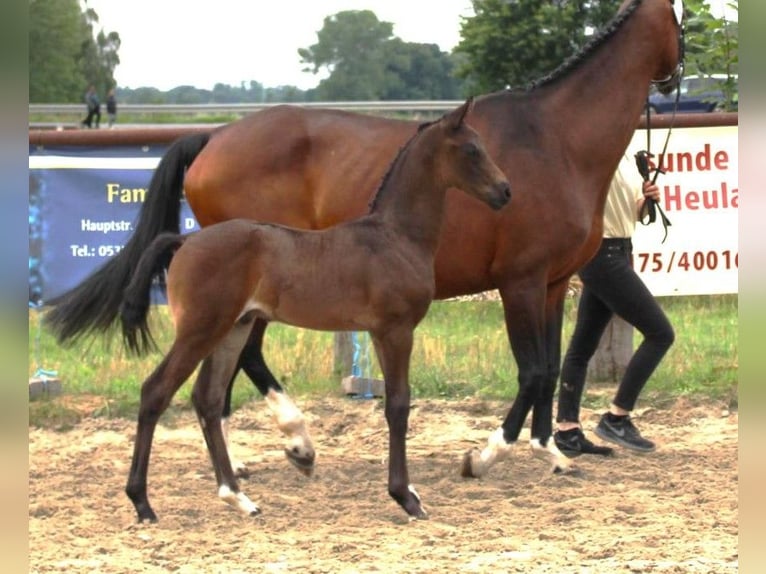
462,142,479,157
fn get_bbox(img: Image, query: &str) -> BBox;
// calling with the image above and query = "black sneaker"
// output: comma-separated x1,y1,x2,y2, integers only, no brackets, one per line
554,428,615,458
594,414,656,453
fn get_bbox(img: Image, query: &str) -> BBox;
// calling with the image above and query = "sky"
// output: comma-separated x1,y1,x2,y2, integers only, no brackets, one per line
83,0,737,92
83,0,475,91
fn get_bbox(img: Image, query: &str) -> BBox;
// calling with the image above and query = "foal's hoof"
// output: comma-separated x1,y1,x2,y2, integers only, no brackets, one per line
285,448,315,477
460,448,481,478
393,485,428,520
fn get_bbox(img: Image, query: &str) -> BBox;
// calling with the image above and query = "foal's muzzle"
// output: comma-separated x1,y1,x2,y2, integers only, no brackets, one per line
488,181,511,210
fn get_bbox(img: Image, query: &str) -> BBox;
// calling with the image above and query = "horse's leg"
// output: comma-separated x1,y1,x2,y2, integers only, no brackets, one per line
461,285,545,478
222,319,315,476
192,318,261,517
371,326,427,519
125,345,201,522
528,280,572,473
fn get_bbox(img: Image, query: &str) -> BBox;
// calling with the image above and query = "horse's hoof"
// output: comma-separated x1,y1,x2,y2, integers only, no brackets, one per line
133,502,158,524
285,448,315,477
137,511,158,524
460,448,480,478
408,507,429,521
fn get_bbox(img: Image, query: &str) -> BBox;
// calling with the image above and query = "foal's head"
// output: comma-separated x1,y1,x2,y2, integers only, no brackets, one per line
432,98,511,211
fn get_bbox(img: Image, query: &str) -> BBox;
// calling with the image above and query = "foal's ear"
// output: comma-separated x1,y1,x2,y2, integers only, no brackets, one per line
446,96,475,130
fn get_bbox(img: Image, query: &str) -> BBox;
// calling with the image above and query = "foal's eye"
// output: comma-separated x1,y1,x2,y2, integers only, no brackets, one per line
462,142,480,157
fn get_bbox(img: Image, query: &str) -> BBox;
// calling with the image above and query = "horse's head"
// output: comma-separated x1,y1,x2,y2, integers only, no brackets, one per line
439,98,511,211
650,0,686,94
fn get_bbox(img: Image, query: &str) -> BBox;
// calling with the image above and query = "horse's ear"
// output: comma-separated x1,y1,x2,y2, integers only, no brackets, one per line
446,97,474,131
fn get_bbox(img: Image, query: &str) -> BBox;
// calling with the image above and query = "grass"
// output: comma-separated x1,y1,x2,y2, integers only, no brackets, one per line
28,294,738,428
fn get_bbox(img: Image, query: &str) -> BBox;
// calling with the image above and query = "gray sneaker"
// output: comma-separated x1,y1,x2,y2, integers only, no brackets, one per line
594,414,656,453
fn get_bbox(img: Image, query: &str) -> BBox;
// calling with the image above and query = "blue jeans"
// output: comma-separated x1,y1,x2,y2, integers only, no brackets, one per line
556,238,675,422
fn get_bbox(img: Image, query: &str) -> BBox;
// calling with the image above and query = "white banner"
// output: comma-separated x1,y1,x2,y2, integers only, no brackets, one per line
629,125,738,295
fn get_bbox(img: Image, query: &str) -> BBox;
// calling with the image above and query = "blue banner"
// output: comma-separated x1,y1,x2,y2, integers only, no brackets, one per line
29,145,200,303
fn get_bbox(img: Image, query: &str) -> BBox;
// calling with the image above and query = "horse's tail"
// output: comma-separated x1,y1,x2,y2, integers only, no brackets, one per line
120,232,187,355
43,132,211,345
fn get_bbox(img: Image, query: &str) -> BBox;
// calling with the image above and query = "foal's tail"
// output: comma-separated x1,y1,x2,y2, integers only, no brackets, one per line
44,132,210,346
120,232,188,355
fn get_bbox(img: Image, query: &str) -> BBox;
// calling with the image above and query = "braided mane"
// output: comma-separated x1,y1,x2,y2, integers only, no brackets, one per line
524,0,644,91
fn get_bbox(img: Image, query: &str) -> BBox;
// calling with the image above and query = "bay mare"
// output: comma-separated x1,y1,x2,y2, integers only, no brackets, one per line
118,100,510,521
45,0,684,482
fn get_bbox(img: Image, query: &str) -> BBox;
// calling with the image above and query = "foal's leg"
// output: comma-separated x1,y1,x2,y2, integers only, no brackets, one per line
192,319,261,516
125,345,202,523
371,326,427,519
221,319,315,476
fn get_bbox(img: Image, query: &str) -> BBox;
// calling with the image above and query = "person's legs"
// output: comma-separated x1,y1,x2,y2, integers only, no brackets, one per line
557,285,613,424
554,249,621,457
588,244,675,452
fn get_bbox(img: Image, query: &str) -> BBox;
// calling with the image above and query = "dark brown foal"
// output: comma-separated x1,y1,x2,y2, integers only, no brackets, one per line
119,98,510,522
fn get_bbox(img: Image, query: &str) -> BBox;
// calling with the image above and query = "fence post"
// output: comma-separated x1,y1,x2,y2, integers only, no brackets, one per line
587,317,633,382
333,332,354,378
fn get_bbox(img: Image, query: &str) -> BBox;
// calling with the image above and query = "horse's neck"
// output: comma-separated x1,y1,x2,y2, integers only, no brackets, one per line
530,1,666,175
372,149,446,251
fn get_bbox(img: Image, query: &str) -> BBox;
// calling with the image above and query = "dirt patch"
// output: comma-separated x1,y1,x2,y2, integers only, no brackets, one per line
29,397,738,573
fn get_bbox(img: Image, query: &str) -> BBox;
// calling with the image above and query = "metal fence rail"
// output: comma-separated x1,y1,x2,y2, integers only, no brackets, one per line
30,101,463,116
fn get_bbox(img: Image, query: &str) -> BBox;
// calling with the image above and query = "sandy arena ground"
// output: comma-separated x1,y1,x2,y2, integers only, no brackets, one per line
29,396,738,573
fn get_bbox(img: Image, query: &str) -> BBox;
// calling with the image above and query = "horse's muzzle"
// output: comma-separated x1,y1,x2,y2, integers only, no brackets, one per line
489,181,511,210
654,65,683,95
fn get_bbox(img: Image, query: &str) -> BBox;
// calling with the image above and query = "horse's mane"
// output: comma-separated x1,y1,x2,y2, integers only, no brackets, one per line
524,0,644,91
368,119,435,213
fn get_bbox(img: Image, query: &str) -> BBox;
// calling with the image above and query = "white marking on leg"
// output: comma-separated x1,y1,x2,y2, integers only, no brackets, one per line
530,437,573,472
265,389,315,466
468,427,516,478
218,484,260,516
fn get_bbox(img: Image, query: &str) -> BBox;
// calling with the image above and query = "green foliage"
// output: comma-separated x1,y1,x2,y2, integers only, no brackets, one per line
29,0,84,102
298,10,462,100
28,295,737,427
683,0,738,110
455,0,618,92
29,0,120,103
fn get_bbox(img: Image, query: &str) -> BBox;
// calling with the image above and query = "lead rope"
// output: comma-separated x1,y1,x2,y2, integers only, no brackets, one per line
634,84,680,243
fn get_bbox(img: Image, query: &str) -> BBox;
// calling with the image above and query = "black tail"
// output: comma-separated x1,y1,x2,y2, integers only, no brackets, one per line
120,232,187,356
43,132,210,345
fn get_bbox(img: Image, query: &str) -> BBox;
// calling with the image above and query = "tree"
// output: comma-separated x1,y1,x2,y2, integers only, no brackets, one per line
382,40,462,100
683,0,738,110
298,10,394,100
299,10,463,100
454,0,620,93
29,0,84,102
29,0,120,103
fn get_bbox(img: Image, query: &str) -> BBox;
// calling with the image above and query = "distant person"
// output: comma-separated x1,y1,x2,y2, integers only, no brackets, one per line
106,88,118,128
554,155,675,457
81,85,101,129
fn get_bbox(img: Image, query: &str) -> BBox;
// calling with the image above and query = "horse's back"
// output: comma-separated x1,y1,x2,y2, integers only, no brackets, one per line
184,106,417,229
